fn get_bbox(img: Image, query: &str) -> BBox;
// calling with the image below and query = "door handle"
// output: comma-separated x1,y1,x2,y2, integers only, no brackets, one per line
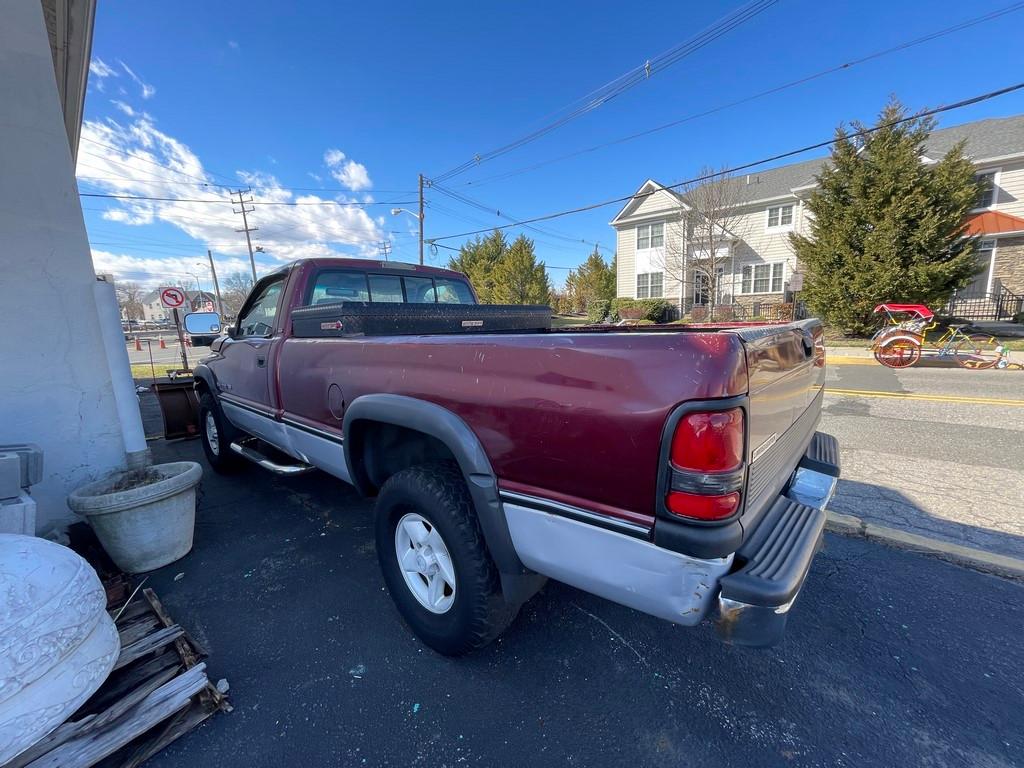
257,355,267,368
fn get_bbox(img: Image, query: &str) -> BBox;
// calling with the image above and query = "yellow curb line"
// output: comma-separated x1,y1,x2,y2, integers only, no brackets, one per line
825,512,1024,579
825,388,1024,406
826,354,877,366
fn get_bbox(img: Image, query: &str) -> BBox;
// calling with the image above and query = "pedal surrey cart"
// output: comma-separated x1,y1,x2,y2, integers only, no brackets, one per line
870,303,1004,369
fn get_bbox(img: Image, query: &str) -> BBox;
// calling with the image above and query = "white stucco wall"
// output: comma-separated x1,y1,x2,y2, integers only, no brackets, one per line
0,0,128,532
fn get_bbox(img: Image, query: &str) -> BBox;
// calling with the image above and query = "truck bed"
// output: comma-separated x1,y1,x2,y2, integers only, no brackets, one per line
273,319,825,541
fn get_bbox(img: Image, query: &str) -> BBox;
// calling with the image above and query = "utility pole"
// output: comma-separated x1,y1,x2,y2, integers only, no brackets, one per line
376,240,392,261
418,173,425,266
231,188,258,282
207,249,225,318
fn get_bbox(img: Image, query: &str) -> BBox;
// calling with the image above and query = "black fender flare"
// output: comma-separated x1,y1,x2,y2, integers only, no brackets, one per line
342,394,532,588
192,364,217,395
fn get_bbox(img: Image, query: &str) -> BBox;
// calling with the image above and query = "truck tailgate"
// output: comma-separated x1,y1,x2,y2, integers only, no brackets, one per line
734,319,826,531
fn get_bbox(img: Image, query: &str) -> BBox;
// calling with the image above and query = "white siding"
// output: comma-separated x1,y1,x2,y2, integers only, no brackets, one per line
991,159,1024,219
616,226,635,297
709,199,803,300
631,188,683,219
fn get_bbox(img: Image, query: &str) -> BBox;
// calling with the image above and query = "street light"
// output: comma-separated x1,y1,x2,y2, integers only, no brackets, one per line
391,207,424,265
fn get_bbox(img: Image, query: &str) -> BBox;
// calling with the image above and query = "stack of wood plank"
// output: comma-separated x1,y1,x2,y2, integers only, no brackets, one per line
6,582,230,768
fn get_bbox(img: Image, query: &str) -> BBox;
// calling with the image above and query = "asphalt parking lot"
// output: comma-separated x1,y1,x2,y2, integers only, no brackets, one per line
142,433,1024,768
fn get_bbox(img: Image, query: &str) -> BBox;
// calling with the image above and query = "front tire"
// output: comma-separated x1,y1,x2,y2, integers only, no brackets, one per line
199,392,244,473
375,462,517,655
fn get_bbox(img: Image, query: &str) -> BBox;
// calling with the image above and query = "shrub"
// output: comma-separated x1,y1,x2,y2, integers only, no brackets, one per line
690,305,707,322
610,298,670,323
587,299,611,323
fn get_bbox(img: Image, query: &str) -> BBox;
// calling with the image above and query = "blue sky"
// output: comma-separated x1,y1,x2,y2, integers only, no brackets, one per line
81,0,1024,290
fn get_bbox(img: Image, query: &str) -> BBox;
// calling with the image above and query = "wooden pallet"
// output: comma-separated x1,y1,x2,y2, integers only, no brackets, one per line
7,585,230,768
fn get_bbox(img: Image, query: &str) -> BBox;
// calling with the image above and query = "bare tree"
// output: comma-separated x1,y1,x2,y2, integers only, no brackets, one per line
220,272,254,319
116,281,145,320
655,166,749,317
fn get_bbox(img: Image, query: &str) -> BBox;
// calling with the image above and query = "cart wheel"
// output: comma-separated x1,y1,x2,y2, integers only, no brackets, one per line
954,335,1000,369
874,338,921,368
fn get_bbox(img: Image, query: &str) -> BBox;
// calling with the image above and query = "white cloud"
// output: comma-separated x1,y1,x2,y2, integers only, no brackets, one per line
90,58,117,78
111,100,135,116
92,250,256,289
118,61,156,99
77,115,384,284
324,148,373,191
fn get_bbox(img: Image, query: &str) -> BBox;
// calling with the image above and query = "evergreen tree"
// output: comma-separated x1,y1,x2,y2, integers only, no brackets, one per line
791,98,982,334
490,235,552,305
447,230,507,303
562,248,615,313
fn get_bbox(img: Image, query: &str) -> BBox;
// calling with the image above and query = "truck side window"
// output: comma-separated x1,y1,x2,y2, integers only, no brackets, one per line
403,276,436,303
237,278,284,338
309,271,370,304
368,274,404,303
434,278,475,304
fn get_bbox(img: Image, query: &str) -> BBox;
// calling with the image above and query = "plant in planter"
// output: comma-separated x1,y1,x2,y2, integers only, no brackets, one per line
68,462,202,573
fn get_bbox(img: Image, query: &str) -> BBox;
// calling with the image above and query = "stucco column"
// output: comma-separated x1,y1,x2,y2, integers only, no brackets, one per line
0,0,130,532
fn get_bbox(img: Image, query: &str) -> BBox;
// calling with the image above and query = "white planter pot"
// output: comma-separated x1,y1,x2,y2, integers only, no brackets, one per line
68,462,202,574
0,534,120,764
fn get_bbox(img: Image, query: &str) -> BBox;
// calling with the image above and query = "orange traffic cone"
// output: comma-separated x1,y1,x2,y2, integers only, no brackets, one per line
159,336,166,349
134,336,142,351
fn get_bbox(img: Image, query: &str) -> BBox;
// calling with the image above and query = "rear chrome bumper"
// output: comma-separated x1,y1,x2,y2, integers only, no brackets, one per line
500,432,839,646
713,434,840,647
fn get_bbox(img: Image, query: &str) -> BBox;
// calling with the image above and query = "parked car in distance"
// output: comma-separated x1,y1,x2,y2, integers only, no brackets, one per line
187,258,840,655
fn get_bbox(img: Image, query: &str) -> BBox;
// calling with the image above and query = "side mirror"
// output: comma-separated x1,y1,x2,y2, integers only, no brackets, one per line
183,311,222,335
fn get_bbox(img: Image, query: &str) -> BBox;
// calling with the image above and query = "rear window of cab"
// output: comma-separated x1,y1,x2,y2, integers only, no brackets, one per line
306,270,476,306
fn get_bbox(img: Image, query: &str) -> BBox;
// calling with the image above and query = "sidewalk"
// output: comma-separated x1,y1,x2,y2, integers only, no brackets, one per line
826,344,1024,364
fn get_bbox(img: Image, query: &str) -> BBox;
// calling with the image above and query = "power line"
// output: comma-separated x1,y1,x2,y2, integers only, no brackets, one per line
79,191,416,206
78,172,415,196
431,0,779,182
455,2,1024,189
430,81,1024,242
432,183,613,254
426,199,601,256
79,137,417,197
79,135,238,186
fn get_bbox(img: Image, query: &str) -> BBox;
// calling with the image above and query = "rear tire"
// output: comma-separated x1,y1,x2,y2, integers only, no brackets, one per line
199,392,244,473
954,334,1000,369
874,338,921,369
375,462,518,656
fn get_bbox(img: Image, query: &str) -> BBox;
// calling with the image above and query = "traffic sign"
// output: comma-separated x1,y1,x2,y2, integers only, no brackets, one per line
160,287,186,309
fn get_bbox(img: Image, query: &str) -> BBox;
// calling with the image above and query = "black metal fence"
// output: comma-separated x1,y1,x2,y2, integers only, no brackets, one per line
943,286,1023,321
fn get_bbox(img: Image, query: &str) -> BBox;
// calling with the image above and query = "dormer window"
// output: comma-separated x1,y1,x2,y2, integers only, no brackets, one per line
636,222,664,249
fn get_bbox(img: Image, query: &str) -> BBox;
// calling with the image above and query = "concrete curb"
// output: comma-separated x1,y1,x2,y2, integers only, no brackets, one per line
825,512,1024,580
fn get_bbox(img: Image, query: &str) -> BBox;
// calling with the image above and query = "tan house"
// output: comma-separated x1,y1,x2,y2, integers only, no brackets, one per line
611,115,1024,318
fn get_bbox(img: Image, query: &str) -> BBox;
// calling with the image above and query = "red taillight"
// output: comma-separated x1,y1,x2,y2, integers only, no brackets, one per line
670,408,744,473
666,490,741,520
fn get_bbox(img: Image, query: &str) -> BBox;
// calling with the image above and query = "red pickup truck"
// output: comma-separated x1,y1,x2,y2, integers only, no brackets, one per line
186,258,839,655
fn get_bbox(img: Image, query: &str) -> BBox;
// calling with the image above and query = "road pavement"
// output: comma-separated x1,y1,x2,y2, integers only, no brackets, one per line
821,359,1024,560
142,439,1023,768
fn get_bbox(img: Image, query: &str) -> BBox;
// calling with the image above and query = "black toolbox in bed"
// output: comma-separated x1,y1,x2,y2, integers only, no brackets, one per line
291,302,552,337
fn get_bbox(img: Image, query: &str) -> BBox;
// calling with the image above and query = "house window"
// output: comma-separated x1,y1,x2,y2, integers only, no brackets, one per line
741,263,784,294
766,204,794,229
649,272,663,297
636,222,664,250
974,171,998,209
636,272,663,298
